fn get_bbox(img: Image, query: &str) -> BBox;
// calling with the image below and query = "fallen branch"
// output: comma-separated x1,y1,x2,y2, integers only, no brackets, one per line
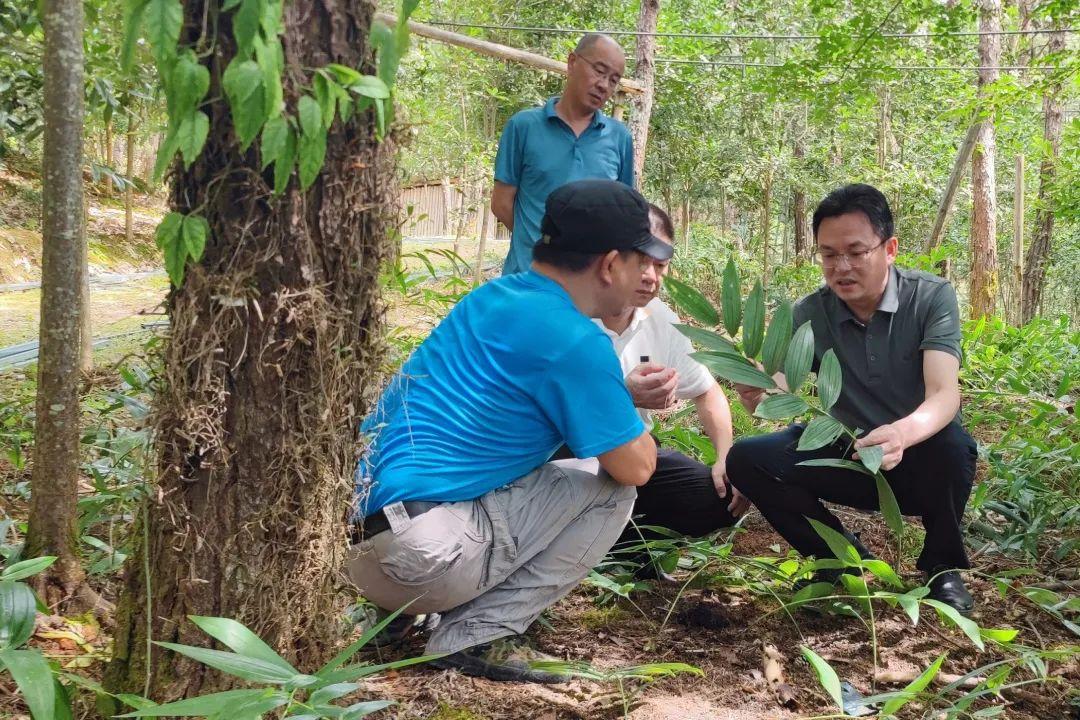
875,669,985,689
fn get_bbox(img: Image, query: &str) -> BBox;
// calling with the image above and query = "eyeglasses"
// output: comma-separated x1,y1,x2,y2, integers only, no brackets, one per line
813,241,886,268
575,54,623,87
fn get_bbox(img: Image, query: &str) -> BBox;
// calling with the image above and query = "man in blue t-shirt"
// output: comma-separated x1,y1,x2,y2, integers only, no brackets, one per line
348,180,671,683
491,33,635,275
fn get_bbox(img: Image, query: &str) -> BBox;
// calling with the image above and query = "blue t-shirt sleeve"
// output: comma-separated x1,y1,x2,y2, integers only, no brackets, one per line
535,331,645,458
494,114,524,186
618,128,635,187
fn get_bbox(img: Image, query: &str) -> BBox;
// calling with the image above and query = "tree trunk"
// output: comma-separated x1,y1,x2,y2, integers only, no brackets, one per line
104,0,397,704
630,0,659,187
125,122,137,244
876,87,891,169
441,176,453,237
793,108,808,262
761,168,772,285
969,0,1001,319
679,195,690,251
1021,29,1066,324
104,119,114,196
80,195,92,373
476,194,491,285
1011,153,1024,324
26,0,87,609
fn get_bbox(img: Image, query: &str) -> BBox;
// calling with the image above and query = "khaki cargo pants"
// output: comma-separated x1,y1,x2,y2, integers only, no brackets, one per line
346,461,636,655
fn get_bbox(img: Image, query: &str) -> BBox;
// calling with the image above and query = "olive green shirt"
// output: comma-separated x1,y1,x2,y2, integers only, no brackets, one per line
793,266,962,433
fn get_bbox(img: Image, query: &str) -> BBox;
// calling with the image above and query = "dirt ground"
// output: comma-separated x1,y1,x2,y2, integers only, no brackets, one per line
353,514,1079,720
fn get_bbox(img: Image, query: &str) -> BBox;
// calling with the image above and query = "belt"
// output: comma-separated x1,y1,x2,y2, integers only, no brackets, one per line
351,501,442,541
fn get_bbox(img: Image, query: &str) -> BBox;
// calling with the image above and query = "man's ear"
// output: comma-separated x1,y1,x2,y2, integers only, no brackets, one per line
597,249,620,286
885,236,899,262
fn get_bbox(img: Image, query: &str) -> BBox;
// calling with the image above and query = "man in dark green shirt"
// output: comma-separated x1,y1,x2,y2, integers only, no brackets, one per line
727,184,978,614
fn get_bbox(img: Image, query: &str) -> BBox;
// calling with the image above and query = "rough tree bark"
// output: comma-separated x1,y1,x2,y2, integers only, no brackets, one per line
25,0,88,610
104,0,398,703
125,121,137,244
1021,28,1066,324
793,107,808,261
630,0,659,187
969,0,1001,319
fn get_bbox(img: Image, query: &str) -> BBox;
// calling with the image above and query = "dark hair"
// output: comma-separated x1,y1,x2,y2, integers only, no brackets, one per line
648,203,675,243
532,243,632,272
812,183,894,241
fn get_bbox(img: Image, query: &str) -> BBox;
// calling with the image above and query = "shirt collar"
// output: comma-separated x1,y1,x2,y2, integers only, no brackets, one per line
544,96,606,129
831,266,900,325
599,306,650,339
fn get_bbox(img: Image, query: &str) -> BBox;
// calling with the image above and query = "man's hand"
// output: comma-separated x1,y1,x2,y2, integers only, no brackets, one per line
733,383,766,413
627,362,678,410
854,423,906,471
711,455,751,518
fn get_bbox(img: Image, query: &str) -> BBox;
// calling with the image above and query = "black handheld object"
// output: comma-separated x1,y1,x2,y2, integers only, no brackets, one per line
640,355,650,363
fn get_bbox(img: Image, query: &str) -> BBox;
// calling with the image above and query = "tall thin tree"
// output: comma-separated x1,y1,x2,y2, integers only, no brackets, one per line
1021,28,1066,323
970,0,1002,318
630,0,659,187
26,0,88,608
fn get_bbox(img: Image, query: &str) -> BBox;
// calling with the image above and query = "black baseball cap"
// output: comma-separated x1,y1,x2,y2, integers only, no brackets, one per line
538,180,674,261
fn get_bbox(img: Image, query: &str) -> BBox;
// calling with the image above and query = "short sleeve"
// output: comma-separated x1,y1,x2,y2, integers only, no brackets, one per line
494,114,524,187
536,332,645,458
618,128,635,187
920,282,963,362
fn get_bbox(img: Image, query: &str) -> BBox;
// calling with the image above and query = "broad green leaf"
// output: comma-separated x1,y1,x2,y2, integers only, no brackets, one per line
760,300,792,375
791,581,834,603
863,559,902,588
214,690,290,718
222,58,267,151
742,281,765,358
797,457,873,476
151,128,181,183
663,277,719,327
817,349,842,411
674,325,736,354
880,654,945,715
121,0,150,71
342,701,396,720
143,0,182,64
153,642,297,683
980,628,1019,644
260,0,283,35
800,646,844,713
177,112,209,167
309,682,360,705
233,0,262,58
313,73,336,130
260,116,289,170
859,444,884,475
371,21,402,87
1,556,56,582
797,416,846,451
0,648,55,720
720,259,741,336
222,0,242,8
315,655,439,687
187,616,295,673
298,128,327,191
808,519,861,566
896,592,921,625
255,36,283,119
875,473,904,540
754,394,809,421
784,321,815,393
0,581,37,649
118,689,271,717
53,678,72,720
923,599,984,650
350,75,391,100
327,63,363,85
318,601,414,675
169,51,210,119
154,212,184,251
691,352,776,389
298,95,322,138
273,126,296,195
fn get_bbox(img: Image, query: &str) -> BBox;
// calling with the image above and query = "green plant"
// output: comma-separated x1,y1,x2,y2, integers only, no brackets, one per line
530,658,703,719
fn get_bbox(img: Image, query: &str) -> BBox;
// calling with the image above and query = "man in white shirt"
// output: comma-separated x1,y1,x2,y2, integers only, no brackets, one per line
597,205,750,571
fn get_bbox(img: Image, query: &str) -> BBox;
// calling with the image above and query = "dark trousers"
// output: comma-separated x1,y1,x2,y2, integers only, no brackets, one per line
617,447,739,548
726,421,977,573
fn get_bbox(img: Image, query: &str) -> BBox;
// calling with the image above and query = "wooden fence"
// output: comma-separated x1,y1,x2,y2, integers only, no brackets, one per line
401,181,509,243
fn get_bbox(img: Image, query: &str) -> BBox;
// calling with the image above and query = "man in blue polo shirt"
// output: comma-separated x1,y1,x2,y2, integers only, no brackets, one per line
348,180,670,682
491,33,634,275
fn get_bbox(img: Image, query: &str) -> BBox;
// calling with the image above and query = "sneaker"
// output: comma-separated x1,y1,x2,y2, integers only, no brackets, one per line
356,607,432,648
430,636,570,683
927,570,974,616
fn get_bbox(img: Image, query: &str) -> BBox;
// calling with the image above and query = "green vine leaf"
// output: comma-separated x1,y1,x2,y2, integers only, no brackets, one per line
313,74,337,130
327,63,363,85
151,128,181,183
223,58,268,151
233,0,263,58
254,36,284,119
154,212,184,251
298,95,322,138
260,116,289,170
350,76,391,100
181,215,209,262
273,127,297,195
170,51,209,119
177,112,209,167
298,128,327,190
143,0,183,65
121,0,150,71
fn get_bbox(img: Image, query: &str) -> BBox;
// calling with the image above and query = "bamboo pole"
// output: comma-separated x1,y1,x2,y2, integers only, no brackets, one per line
926,123,981,252
1013,153,1024,322
375,12,645,95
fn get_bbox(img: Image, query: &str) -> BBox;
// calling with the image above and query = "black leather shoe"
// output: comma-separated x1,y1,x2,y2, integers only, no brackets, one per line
430,637,569,683
633,561,680,586
792,567,844,593
928,570,975,616
844,531,876,562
